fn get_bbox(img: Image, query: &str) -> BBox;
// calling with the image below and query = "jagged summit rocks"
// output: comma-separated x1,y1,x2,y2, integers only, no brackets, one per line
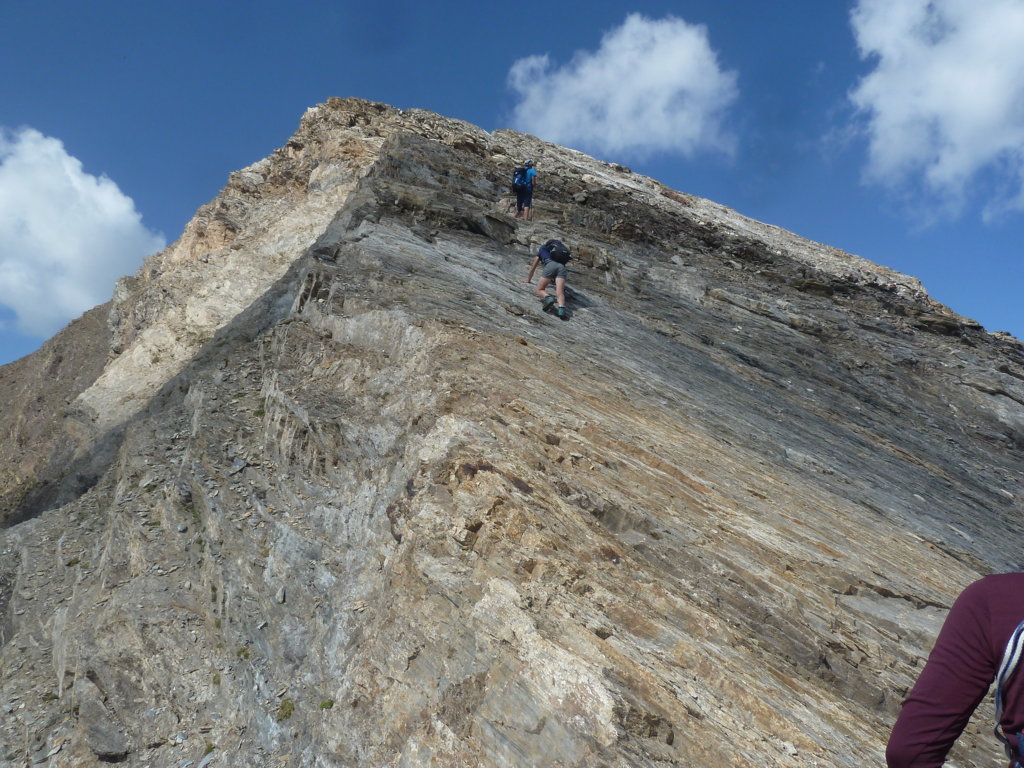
0,97,1022,767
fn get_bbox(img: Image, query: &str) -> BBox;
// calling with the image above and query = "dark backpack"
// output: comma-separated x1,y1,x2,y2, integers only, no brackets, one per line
512,166,530,192
543,239,571,264
995,620,1024,760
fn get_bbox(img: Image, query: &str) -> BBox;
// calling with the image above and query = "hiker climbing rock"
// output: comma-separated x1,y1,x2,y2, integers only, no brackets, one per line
512,159,536,221
887,572,1024,767
522,238,571,320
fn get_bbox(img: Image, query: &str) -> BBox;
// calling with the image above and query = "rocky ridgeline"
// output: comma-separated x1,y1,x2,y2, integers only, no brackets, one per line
1,98,1022,767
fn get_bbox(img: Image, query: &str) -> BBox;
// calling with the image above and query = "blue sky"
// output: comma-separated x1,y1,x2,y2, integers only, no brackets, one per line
1,0,1023,366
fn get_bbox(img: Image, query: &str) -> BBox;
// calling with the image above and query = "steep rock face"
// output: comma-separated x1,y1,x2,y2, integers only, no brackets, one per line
0,304,111,526
1,98,1023,767
0,99,488,527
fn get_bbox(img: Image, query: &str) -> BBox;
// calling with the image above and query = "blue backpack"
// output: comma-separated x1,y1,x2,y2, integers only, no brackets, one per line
512,166,531,192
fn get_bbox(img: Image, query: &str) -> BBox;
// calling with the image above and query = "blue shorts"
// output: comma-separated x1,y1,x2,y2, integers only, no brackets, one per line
516,187,534,210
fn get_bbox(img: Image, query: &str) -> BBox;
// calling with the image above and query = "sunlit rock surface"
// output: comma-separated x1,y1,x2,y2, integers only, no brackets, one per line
1,98,1022,767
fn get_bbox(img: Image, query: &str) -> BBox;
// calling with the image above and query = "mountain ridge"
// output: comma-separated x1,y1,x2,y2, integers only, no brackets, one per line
1,96,1022,767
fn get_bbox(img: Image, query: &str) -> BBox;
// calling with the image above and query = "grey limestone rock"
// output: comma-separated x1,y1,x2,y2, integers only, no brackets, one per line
78,692,130,761
0,97,1022,767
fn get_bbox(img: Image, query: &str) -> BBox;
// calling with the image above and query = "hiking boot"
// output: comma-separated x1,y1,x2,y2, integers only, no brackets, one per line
557,306,566,319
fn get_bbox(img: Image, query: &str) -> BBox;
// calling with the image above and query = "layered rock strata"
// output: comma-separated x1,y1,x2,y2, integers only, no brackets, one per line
1,98,1022,767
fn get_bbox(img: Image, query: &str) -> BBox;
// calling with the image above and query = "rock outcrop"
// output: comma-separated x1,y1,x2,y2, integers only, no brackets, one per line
1,97,1022,767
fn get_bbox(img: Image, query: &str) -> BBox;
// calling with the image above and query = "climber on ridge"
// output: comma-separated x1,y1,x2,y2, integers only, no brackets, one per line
522,238,571,320
512,159,536,221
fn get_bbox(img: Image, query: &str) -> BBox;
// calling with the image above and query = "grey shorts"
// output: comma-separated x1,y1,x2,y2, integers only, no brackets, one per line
541,260,568,280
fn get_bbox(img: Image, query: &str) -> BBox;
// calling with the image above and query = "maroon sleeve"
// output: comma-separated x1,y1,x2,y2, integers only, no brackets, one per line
887,579,998,767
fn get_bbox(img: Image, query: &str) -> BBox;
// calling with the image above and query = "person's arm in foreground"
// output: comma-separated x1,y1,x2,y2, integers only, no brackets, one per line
887,580,996,767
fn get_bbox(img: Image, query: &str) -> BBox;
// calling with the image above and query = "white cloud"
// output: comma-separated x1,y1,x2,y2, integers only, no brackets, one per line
850,0,1024,217
507,14,738,159
0,128,165,337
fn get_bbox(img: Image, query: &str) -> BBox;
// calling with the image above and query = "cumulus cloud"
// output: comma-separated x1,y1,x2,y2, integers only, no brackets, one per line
850,0,1024,217
0,128,165,337
507,14,738,159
